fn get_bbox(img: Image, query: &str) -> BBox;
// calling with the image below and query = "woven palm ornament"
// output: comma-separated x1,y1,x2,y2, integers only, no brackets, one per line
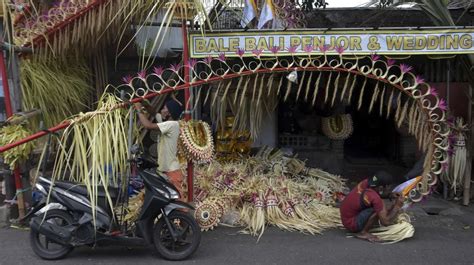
178,120,214,163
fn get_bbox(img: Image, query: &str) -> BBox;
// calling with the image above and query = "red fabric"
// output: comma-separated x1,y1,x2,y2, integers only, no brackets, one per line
340,179,384,232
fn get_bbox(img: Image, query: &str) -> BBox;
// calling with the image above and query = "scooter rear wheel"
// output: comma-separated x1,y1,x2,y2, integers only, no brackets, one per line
30,209,74,260
153,211,201,260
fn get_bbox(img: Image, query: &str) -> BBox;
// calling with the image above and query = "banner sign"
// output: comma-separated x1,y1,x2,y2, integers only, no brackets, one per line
189,29,474,58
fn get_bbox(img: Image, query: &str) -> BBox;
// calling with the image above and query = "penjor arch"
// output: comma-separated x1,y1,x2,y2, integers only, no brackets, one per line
110,49,450,203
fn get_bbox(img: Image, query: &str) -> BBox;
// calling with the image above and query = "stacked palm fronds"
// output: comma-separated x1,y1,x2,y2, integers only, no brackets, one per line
0,123,35,169
20,57,92,128
193,147,347,240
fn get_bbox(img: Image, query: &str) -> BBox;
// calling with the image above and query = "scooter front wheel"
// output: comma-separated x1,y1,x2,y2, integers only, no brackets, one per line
30,209,74,260
153,211,201,260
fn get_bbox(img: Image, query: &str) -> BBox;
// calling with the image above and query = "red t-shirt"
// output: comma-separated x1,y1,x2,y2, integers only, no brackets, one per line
340,179,384,232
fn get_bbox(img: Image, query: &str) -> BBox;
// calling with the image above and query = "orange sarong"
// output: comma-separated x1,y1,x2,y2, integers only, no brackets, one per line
165,169,184,201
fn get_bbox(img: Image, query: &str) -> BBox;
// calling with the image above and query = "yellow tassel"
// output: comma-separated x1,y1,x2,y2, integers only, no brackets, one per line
339,73,352,103
357,77,368,110
386,88,395,119
296,71,307,101
312,72,322,106
324,72,333,104
368,81,380,113
347,74,358,104
379,85,386,117
331,72,341,107
304,72,314,102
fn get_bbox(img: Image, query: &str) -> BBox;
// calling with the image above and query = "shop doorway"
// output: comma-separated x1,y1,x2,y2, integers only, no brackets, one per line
344,106,398,163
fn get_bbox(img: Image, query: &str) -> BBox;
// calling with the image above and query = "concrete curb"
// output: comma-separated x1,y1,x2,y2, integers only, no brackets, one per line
0,205,9,227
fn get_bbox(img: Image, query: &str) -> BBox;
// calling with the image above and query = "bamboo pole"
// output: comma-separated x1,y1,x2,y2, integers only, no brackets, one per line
182,20,194,202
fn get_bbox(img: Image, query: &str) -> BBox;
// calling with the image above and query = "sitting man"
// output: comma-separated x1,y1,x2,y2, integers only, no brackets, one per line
340,171,404,242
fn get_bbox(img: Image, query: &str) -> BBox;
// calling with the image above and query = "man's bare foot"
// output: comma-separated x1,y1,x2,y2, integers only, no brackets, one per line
355,232,381,243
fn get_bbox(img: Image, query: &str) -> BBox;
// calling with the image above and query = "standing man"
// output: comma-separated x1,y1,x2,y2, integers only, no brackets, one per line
134,99,185,200
340,171,404,242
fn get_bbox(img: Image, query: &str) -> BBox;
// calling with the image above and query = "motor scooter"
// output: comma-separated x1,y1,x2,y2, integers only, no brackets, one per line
25,145,201,261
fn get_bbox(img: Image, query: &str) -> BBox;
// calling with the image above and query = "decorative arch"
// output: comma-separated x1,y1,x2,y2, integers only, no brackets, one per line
110,48,450,203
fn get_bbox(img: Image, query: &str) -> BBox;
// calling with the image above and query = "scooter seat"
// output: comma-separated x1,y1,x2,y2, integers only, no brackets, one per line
54,181,119,199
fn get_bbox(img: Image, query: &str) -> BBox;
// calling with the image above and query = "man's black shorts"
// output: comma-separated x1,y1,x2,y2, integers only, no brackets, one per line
356,208,374,232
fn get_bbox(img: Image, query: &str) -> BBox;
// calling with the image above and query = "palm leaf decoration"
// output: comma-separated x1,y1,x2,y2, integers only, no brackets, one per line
49,93,134,227
4,0,159,58
20,57,92,128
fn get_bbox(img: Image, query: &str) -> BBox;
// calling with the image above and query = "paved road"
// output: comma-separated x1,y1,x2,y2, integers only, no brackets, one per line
1,198,474,265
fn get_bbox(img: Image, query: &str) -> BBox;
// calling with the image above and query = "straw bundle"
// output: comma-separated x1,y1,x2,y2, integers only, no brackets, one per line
370,213,414,244
0,124,36,169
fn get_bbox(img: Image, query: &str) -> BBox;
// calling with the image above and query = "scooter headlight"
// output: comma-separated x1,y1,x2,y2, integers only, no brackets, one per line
154,187,170,199
165,186,180,199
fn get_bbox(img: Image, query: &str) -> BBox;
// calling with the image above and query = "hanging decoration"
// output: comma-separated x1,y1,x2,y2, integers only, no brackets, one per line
7,0,158,58
321,114,354,140
209,74,280,140
178,120,215,163
272,0,307,28
444,117,468,193
42,94,134,227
